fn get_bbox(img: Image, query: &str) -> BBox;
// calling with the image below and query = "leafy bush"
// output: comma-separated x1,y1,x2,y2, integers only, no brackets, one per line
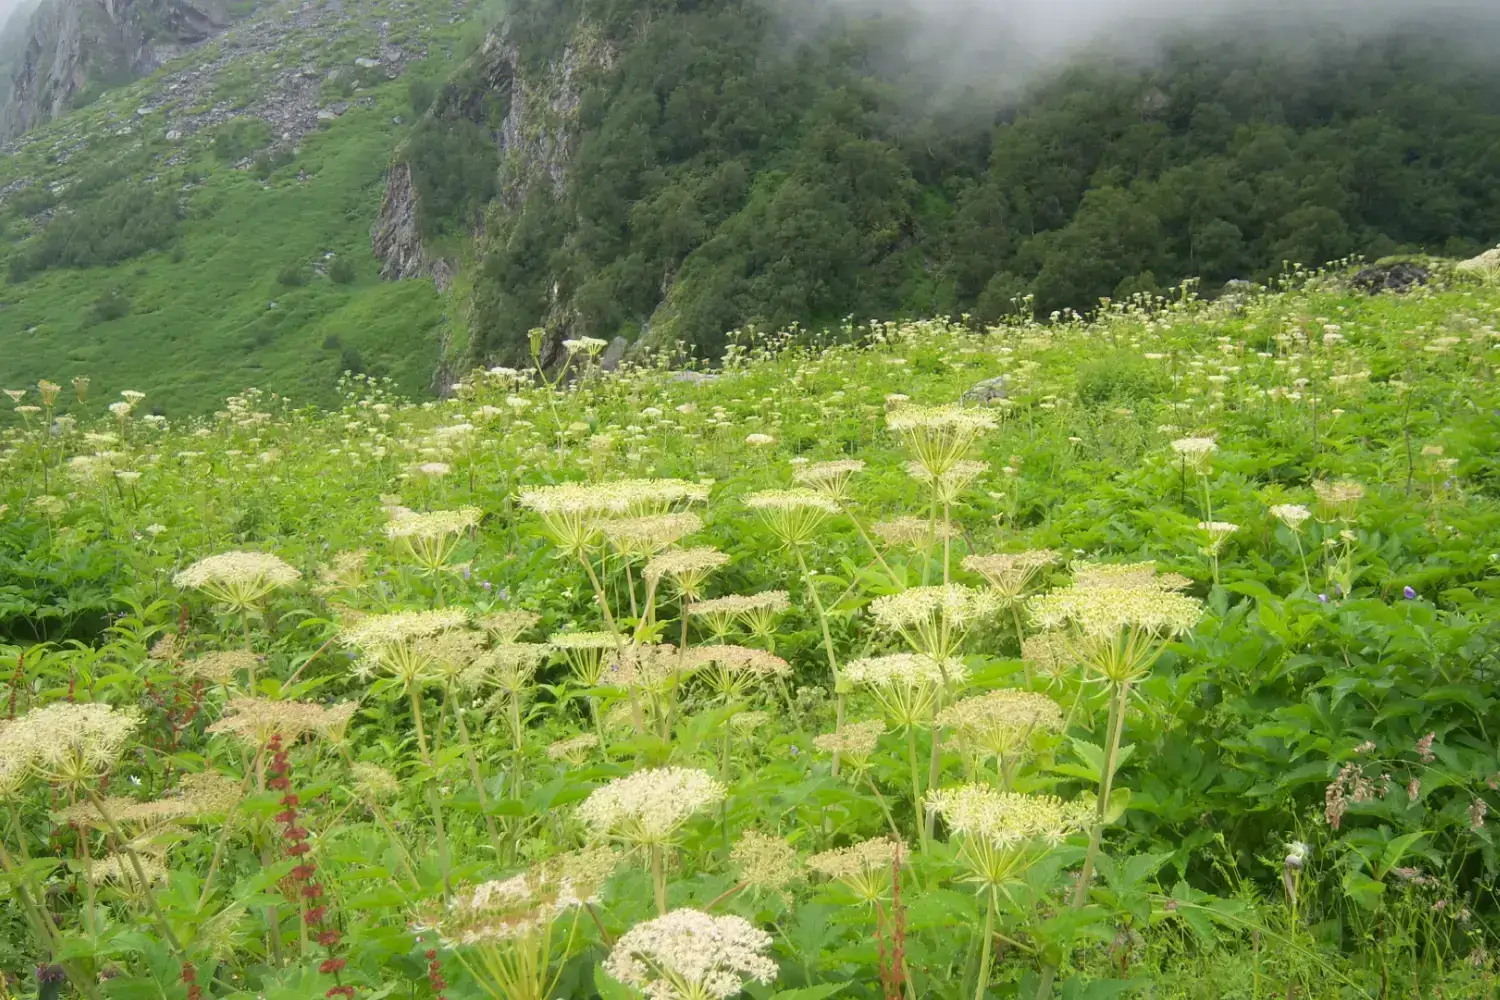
276,263,309,286
211,117,273,162
328,256,356,284
88,288,130,323
20,184,179,273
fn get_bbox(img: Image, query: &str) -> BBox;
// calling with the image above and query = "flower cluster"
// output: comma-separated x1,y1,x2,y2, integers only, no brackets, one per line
604,908,776,1000
546,733,600,765
1029,576,1202,640
643,547,731,594
843,653,964,688
886,405,998,476
744,489,839,546
1170,436,1217,473
793,459,865,501
384,507,481,539
926,785,1092,847
206,697,346,748
870,584,1000,632
180,649,260,685
601,513,704,555
962,549,1060,600
812,719,886,767
3,701,140,789
575,767,726,845
936,690,1063,760
173,551,301,609
807,837,905,884
871,516,950,547
731,831,801,894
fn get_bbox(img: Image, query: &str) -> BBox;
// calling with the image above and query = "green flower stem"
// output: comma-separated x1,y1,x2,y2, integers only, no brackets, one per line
0,839,103,1000
1033,679,1131,1000
863,773,904,842
975,888,997,1000
906,726,928,852
795,546,845,775
408,686,453,901
450,690,506,860
650,843,668,916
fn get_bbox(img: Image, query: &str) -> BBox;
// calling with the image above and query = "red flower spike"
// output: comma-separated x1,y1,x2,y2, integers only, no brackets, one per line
318,958,347,976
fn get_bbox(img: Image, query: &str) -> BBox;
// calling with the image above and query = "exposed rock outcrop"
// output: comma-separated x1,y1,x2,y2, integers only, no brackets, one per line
372,161,423,280
1,0,229,138
370,24,610,285
1351,260,1431,295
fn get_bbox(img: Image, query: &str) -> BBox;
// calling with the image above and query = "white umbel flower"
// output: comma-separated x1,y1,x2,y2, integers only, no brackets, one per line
576,767,726,845
604,908,777,1000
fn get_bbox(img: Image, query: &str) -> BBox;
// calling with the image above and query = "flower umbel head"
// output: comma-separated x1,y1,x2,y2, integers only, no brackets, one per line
869,585,1000,660
886,405,998,476
604,908,776,1000
927,785,1091,888
174,551,301,612
806,837,905,905
936,690,1063,765
963,550,1059,602
744,489,838,548
842,654,964,728
575,767,726,846
1170,437,1217,475
811,719,885,773
793,459,865,504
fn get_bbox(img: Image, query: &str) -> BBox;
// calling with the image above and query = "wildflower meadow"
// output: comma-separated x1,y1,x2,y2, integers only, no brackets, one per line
2,259,1500,999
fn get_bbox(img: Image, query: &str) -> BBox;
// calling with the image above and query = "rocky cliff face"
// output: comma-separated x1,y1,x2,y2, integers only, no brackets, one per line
370,24,606,285
0,0,229,138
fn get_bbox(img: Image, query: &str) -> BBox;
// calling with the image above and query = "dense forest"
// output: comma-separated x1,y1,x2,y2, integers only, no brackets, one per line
424,0,1500,362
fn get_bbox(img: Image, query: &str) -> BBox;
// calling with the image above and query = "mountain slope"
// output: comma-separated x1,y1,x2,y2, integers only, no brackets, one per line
381,0,1500,367
0,0,473,412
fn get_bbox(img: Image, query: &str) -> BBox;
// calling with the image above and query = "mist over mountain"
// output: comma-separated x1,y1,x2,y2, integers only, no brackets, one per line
779,0,1500,112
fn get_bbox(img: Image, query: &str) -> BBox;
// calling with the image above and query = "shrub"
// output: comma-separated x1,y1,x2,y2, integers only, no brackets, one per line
329,257,356,284
277,264,309,287
211,118,273,162
89,289,131,324
25,185,179,272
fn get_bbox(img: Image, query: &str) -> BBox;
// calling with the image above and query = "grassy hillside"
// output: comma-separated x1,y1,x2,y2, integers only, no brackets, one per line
0,0,474,413
0,270,1498,997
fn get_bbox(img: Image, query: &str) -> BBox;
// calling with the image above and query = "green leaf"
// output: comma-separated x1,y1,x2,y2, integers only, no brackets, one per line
1378,831,1427,875
1341,870,1387,911
1103,787,1132,824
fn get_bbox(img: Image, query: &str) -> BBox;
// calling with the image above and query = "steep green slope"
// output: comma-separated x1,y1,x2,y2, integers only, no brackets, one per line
0,0,472,413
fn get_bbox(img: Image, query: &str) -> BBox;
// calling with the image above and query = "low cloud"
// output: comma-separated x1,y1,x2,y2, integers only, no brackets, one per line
783,0,1500,107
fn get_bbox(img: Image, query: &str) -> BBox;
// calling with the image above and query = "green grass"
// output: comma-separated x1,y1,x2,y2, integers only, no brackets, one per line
0,94,445,414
